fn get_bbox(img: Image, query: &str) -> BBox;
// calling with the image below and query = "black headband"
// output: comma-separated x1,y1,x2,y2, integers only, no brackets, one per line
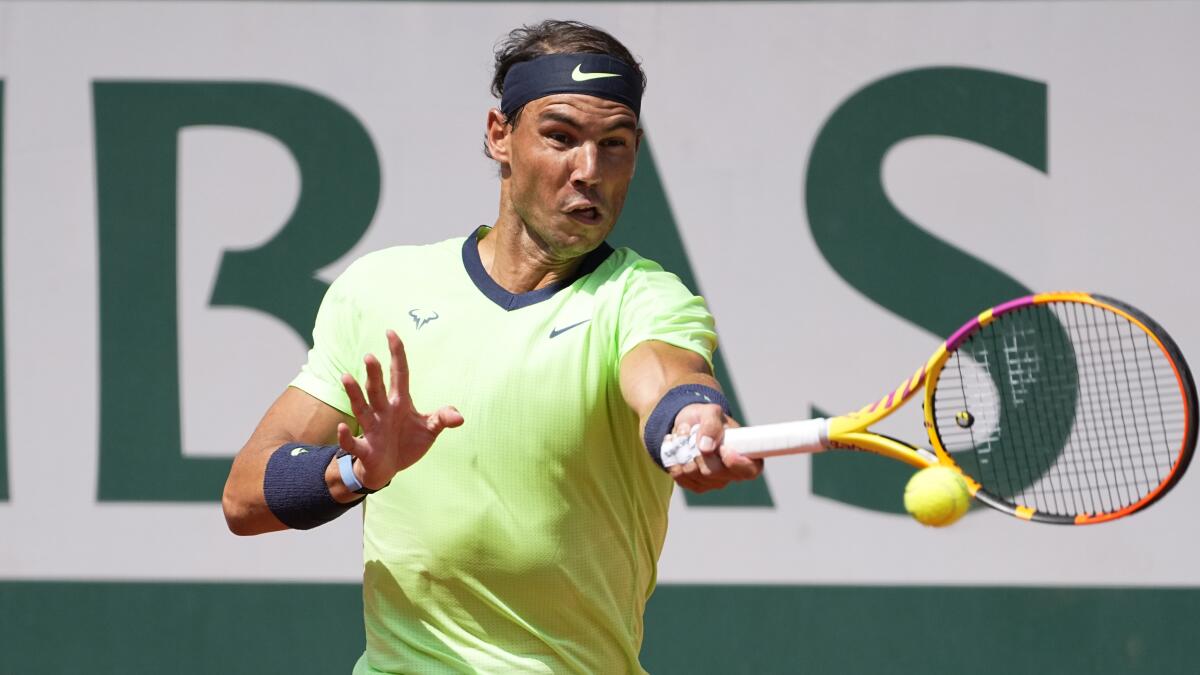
500,53,642,120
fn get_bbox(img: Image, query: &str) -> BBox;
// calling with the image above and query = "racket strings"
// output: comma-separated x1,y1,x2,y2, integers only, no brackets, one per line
1070,302,1127,513
1053,302,1164,515
1021,307,1074,514
932,301,1188,518
1040,305,1098,515
988,323,1051,509
1085,304,1178,509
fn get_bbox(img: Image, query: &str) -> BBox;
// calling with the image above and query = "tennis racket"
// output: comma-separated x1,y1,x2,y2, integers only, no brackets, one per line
662,292,1197,524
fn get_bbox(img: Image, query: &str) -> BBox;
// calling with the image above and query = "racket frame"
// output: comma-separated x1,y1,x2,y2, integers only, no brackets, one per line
917,292,1196,523
912,292,1194,523
718,291,1196,525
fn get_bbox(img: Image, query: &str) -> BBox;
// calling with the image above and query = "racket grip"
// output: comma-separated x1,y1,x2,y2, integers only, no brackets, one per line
721,419,830,458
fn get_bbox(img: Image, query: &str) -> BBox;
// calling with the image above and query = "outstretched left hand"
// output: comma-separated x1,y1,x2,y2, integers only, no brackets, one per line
338,330,464,490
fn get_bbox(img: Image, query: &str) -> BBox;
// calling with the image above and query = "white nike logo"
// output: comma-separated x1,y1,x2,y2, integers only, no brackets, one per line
571,64,621,82
290,447,308,457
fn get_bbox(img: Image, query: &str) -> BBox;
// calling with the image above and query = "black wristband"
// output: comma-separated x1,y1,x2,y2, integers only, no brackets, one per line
642,384,732,470
263,444,360,530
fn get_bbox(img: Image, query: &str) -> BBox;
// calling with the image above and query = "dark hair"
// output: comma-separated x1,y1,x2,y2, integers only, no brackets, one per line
491,19,646,128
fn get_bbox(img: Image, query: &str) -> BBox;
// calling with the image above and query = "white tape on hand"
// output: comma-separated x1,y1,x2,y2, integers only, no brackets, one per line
660,424,701,468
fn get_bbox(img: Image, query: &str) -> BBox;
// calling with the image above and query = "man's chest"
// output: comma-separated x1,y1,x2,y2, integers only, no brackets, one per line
363,285,614,415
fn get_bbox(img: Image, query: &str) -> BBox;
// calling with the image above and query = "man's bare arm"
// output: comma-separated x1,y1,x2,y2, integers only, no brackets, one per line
619,340,762,492
222,388,359,536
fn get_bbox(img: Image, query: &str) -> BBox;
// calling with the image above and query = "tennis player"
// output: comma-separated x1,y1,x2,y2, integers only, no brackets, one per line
222,19,761,673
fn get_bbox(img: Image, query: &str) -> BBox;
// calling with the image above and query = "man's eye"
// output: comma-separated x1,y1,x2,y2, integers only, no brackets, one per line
602,138,627,148
548,133,571,144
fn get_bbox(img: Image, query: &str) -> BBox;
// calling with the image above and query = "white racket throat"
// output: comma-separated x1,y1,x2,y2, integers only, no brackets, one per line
660,418,830,467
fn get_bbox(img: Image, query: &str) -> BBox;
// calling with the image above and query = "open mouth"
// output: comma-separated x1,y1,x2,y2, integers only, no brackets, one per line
567,206,601,224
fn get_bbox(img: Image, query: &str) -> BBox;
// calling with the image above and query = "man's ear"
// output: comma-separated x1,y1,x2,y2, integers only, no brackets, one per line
486,108,512,163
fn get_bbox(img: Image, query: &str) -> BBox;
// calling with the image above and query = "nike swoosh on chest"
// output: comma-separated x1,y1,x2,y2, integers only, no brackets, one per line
549,319,591,338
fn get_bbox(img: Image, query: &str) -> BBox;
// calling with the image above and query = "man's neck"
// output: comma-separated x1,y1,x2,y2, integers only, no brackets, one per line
477,218,585,294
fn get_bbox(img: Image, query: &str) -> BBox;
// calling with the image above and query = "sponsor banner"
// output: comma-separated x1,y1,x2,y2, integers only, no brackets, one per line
0,1,1196,588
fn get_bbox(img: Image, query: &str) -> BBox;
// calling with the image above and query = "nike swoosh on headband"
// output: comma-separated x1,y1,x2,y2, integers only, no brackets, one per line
571,64,622,82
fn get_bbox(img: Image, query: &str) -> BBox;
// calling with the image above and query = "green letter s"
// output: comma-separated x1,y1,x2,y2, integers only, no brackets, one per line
805,67,1058,513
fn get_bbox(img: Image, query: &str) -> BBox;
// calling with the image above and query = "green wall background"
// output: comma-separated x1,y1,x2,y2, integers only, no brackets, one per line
2,3,1198,673
2,582,1193,673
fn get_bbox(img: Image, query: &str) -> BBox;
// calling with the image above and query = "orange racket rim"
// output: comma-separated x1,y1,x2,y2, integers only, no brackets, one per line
921,291,1197,524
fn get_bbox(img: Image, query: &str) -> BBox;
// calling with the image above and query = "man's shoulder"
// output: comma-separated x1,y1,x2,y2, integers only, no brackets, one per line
590,245,688,294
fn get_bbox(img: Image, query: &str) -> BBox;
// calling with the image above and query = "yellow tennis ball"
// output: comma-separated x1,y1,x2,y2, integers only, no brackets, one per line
904,466,971,527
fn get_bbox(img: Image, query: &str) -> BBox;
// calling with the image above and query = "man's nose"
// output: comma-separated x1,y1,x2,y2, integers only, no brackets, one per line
570,143,599,186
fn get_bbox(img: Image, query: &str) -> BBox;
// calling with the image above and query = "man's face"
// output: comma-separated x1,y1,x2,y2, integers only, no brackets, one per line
499,94,641,258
